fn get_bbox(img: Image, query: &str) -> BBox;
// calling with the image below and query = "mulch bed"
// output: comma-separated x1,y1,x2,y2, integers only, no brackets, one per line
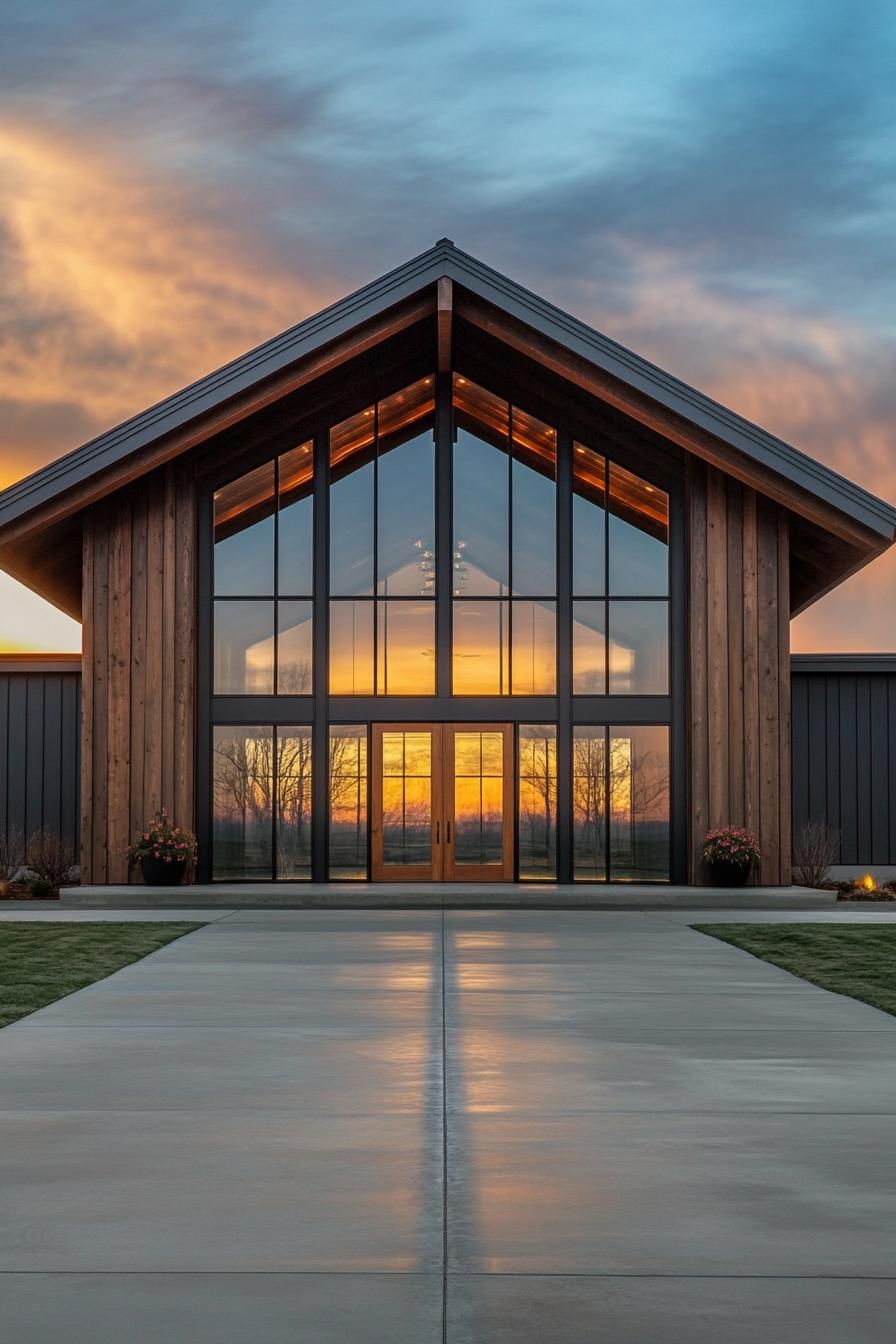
821,880,896,902
0,884,60,901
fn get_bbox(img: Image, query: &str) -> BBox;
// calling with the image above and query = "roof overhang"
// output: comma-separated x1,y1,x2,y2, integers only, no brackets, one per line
1,239,894,620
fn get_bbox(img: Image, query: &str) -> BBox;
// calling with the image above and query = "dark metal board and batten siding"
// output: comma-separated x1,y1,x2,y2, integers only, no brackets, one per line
0,658,81,851
791,655,896,866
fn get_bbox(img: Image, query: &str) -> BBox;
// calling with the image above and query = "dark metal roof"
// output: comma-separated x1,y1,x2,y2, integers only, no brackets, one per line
791,653,896,674
1,239,895,540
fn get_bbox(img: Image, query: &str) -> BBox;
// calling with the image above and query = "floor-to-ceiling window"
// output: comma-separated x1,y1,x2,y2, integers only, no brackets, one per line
205,368,675,881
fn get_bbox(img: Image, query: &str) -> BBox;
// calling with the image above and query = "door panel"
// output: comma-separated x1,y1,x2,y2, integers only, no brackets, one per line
443,724,514,881
372,725,442,880
371,723,514,881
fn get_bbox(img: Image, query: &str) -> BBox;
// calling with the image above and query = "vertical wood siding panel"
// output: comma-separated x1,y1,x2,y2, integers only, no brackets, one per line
855,676,872,866
823,675,841,858
60,675,80,852
806,676,828,822
790,673,809,848
91,515,110,884
870,675,888,863
726,480,745,823
24,676,44,841
777,509,790,880
80,515,94,881
144,474,165,819
706,468,729,829
687,462,709,879
888,676,896,863
161,465,178,815
42,676,62,837
106,502,132,882
129,491,148,861
741,490,761,843
6,678,27,841
174,461,196,831
0,677,8,850
838,676,857,868
756,497,780,883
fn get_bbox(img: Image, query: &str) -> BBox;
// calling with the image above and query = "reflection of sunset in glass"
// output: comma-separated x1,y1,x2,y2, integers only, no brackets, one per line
453,732,504,866
382,731,433,867
329,726,368,878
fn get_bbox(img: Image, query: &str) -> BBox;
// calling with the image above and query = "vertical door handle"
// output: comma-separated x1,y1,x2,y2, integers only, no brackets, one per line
436,820,440,844
446,821,452,845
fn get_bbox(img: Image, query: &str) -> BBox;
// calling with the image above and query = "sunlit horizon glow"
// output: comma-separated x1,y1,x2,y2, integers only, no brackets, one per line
2,2,895,652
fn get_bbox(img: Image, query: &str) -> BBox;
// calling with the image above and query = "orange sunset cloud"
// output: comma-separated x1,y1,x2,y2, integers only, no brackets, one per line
0,132,894,652
0,122,332,649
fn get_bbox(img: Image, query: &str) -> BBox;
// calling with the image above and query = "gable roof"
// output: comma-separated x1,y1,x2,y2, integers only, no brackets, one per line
0,238,894,618
2,237,895,544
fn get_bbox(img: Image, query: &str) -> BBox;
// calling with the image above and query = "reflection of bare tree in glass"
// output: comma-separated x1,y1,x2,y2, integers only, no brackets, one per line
278,729,313,873
213,718,314,875
329,731,367,872
573,735,605,874
519,733,556,872
214,735,274,820
277,658,312,696
609,741,670,874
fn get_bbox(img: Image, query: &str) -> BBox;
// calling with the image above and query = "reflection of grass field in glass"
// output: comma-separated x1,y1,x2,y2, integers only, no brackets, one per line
695,924,896,1018
0,923,201,1028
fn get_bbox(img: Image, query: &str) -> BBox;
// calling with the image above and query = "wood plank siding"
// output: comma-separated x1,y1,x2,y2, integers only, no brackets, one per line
688,462,791,883
80,460,196,883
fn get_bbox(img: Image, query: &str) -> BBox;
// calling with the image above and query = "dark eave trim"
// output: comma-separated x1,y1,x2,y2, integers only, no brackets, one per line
791,653,896,674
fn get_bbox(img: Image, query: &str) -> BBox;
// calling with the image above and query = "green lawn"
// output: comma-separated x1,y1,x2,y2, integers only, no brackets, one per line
0,922,201,1027
694,923,896,1018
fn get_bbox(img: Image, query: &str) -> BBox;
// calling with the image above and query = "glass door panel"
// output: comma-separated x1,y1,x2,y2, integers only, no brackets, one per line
372,726,442,880
443,724,513,881
370,723,514,882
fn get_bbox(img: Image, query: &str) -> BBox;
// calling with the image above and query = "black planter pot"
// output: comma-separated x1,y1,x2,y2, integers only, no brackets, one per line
707,859,751,888
140,856,187,887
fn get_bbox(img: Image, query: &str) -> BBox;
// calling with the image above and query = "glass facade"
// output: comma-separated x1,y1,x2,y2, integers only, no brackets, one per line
329,726,368,879
208,371,675,882
573,724,671,881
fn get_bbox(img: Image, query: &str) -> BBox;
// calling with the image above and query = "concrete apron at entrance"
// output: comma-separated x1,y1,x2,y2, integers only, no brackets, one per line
1,907,895,1342
60,881,836,909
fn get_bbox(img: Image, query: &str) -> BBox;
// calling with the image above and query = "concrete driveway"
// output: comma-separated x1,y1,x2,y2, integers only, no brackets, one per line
1,907,895,1341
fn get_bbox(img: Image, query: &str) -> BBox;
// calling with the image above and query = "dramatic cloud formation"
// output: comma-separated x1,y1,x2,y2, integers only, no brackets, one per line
0,0,894,650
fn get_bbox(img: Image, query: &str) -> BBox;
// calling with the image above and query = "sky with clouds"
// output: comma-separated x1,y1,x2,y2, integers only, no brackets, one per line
1,0,894,650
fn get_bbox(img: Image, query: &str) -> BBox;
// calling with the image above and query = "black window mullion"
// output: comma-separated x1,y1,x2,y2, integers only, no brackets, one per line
604,724,612,883
373,400,380,694
436,372,453,697
272,725,279,881
556,430,573,882
507,409,513,691
311,428,329,880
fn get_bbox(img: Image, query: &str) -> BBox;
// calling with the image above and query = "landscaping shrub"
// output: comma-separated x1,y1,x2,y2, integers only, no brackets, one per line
25,877,54,899
0,828,25,883
25,829,77,889
792,820,839,888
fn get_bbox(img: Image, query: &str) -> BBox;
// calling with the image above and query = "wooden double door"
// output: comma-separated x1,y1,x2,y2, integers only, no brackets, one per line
371,723,514,881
